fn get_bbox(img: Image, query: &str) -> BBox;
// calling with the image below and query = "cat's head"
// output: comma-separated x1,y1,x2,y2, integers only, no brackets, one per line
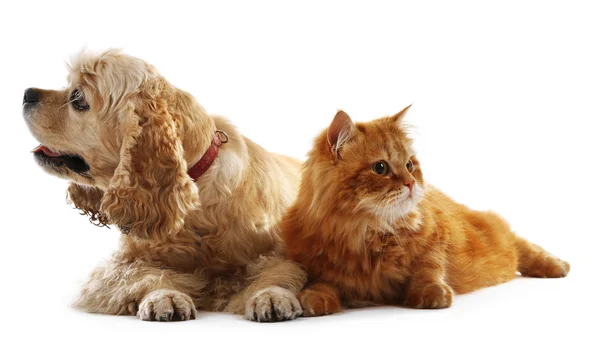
304,105,424,228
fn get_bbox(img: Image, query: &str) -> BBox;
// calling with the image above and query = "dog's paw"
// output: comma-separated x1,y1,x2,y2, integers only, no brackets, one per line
137,289,197,321
245,286,303,322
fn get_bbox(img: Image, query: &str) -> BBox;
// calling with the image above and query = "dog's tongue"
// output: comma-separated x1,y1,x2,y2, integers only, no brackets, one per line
32,145,62,157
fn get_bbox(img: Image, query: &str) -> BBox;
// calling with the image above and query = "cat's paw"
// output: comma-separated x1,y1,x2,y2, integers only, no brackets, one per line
137,289,197,321
245,286,303,322
405,282,453,309
298,288,342,317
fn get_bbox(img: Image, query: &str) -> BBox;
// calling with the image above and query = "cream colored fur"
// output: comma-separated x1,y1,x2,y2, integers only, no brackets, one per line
23,49,306,322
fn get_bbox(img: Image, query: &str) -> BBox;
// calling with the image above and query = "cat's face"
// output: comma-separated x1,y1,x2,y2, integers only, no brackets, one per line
311,106,424,227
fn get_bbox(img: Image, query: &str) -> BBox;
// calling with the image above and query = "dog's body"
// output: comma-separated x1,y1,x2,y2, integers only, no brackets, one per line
23,50,306,321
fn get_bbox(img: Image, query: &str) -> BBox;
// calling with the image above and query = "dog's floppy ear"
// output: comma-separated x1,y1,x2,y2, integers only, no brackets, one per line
100,85,199,239
67,183,109,226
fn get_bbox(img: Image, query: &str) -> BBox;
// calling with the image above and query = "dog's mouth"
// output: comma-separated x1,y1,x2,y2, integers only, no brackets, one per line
32,145,90,175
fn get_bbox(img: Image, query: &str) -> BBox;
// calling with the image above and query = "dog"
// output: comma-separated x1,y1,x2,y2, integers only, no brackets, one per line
23,49,307,322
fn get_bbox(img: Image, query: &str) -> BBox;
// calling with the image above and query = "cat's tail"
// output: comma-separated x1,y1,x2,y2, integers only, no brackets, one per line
515,237,570,278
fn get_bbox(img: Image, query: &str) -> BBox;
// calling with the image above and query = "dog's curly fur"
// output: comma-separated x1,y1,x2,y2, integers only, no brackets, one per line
23,49,307,322
66,184,109,227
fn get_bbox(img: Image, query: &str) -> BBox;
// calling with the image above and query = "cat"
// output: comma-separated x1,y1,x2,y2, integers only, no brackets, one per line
280,106,570,316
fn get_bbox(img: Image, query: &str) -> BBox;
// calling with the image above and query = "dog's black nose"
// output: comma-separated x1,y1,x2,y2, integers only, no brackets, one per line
23,88,40,104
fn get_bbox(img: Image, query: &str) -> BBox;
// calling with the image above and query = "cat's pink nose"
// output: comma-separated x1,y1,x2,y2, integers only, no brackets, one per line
404,180,415,192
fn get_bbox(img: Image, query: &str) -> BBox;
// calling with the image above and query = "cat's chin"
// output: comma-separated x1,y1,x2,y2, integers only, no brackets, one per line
388,201,422,229
377,185,425,232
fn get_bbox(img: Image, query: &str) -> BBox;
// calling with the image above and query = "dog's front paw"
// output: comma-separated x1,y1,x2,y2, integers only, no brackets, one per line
405,282,453,309
245,286,303,322
137,289,197,321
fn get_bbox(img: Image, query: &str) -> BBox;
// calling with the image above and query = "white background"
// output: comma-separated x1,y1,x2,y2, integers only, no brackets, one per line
1,1,598,355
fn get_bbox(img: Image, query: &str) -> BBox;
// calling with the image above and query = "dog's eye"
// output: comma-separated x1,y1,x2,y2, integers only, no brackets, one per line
70,89,89,111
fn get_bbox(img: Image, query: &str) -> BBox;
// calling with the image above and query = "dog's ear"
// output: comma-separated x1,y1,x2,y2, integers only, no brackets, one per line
100,84,199,239
67,183,109,226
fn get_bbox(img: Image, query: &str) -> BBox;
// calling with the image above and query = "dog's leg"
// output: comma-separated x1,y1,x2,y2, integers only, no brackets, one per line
136,288,197,321
226,256,307,322
74,258,207,322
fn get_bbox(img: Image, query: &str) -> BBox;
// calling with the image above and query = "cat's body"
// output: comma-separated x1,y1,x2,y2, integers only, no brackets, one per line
281,108,569,315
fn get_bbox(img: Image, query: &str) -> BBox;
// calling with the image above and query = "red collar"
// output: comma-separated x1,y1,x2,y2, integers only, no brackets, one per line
187,130,229,181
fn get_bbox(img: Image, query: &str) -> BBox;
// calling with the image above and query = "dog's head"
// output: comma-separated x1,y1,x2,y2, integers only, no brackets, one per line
23,49,202,239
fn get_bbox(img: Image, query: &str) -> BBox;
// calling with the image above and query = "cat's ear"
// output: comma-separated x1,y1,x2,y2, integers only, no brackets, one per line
327,110,355,158
391,104,412,124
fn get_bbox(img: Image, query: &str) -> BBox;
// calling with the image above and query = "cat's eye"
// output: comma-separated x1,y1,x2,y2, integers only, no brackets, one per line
372,161,389,175
406,159,414,172
70,89,90,111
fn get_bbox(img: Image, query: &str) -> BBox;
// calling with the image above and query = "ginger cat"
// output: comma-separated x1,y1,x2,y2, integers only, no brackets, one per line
281,106,570,316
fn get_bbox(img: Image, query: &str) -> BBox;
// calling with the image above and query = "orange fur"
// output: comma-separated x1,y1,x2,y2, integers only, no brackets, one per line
282,107,570,315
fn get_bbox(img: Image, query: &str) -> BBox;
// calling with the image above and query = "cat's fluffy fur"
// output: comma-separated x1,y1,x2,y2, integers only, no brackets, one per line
23,49,306,322
281,107,570,316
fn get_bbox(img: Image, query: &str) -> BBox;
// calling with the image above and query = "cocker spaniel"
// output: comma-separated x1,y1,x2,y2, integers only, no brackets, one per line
22,49,307,322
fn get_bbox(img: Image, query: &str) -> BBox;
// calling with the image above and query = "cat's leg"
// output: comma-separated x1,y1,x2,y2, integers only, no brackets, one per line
225,255,306,322
75,257,207,321
404,250,453,309
515,237,570,278
298,282,342,317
